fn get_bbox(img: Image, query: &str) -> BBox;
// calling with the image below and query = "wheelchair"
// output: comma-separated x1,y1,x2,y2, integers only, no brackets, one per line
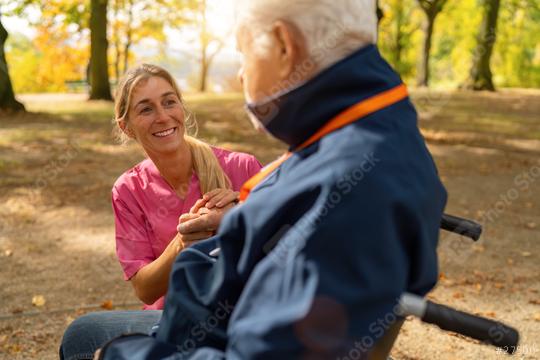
371,214,520,360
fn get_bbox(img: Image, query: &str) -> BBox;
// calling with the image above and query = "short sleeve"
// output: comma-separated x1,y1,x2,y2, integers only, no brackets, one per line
112,186,155,280
244,155,263,179
221,152,263,191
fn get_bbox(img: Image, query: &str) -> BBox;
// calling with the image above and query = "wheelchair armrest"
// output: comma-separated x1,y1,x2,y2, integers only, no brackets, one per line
441,214,483,241
398,293,519,354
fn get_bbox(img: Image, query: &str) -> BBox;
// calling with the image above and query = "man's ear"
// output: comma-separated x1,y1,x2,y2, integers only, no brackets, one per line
272,20,307,80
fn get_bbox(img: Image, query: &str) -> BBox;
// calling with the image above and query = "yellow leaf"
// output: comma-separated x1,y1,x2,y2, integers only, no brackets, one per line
533,313,540,322
4,250,12,257
32,295,46,307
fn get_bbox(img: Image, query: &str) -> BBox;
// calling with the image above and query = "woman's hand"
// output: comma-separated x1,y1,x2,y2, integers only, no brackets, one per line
177,189,239,245
190,189,239,214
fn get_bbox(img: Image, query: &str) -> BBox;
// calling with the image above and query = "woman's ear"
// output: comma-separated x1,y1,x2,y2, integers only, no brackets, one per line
118,120,135,138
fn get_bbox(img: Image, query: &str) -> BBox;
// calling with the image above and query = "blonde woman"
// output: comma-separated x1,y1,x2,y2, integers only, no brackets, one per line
112,64,262,310
59,64,261,360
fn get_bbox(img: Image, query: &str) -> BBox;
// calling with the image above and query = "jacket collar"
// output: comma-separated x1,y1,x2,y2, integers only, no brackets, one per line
246,45,404,150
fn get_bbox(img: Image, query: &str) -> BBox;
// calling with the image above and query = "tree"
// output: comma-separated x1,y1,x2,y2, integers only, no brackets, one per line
465,0,501,91
416,0,448,86
89,0,112,100
0,12,25,112
196,0,226,92
383,0,419,76
377,0,384,23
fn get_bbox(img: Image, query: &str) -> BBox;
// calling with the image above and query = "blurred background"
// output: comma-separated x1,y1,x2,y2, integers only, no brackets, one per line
0,1,539,359
1,0,539,99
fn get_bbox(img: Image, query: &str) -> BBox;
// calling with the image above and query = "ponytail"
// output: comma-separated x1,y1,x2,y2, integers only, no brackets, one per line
185,136,232,194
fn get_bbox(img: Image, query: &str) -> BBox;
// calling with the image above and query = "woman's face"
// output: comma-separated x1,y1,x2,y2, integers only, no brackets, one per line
126,76,185,156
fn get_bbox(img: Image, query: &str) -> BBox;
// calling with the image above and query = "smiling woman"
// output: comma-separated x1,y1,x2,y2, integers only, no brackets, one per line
109,63,262,309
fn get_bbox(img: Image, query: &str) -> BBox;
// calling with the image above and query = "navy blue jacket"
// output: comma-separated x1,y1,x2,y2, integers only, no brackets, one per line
101,45,447,359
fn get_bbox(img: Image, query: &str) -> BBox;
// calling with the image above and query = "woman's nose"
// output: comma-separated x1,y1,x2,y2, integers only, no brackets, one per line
155,106,168,123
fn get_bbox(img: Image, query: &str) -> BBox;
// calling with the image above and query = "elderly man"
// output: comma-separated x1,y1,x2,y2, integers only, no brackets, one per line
63,0,447,359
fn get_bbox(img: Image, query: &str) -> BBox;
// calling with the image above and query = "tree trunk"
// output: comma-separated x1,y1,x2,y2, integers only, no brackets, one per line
0,16,25,112
123,0,133,75
418,13,435,87
393,1,404,71
198,0,208,92
377,1,384,24
465,0,500,91
89,0,112,100
416,0,447,87
113,0,120,82
199,50,208,92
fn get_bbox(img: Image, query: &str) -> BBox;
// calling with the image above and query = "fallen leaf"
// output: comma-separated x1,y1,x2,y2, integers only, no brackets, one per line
521,252,532,257
525,202,533,209
6,344,22,354
530,299,540,305
31,295,46,307
4,249,12,257
507,258,514,265
439,273,447,280
100,300,113,310
475,283,483,291
533,313,540,322
494,283,505,289
526,222,537,229
484,312,497,318
452,292,464,299
0,335,7,344
10,308,23,314
473,244,485,253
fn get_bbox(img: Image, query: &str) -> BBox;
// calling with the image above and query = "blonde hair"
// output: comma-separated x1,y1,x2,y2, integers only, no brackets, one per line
114,63,231,194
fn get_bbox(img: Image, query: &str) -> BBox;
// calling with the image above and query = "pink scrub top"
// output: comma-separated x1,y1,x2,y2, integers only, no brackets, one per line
111,147,262,309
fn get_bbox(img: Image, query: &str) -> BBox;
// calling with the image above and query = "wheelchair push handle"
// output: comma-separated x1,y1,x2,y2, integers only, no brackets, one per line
398,293,519,354
441,214,483,241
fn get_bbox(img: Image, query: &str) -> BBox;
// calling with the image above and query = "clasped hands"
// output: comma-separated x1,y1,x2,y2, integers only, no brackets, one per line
176,188,239,248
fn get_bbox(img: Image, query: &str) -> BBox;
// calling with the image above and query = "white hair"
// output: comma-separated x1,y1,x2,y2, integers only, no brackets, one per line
235,0,378,71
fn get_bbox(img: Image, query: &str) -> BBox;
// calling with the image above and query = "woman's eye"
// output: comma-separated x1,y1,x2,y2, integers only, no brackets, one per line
140,107,152,114
164,99,177,107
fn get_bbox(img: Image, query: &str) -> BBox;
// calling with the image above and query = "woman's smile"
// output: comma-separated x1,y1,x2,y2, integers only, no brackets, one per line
153,127,178,138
